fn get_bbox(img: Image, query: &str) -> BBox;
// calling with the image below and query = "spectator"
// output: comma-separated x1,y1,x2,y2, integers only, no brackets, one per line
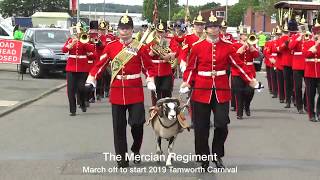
258,31,267,52
13,25,24,40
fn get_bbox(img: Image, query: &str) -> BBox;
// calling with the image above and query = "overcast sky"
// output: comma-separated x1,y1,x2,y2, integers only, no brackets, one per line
80,0,239,6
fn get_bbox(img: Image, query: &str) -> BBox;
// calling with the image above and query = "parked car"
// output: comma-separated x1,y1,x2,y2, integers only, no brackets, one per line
20,28,70,78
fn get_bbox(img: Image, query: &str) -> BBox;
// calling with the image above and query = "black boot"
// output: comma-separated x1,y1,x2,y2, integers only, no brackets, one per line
213,157,225,168
245,107,251,116
117,160,129,168
201,161,210,172
133,152,141,164
284,103,290,108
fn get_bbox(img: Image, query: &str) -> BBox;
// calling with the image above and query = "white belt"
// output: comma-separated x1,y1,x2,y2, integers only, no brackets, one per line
69,55,87,59
198,70,227,77
271,53,277,56
245,62,254,65
152,59,168,63
293,52,303,55
306,58,320,62
116,74,141,80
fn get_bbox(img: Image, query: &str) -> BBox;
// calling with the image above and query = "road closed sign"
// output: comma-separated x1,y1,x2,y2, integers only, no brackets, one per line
0,39,23,64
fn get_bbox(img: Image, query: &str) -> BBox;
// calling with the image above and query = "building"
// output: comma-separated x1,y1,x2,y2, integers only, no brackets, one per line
79,11,147,27
31,12,70,28
201,6,229,22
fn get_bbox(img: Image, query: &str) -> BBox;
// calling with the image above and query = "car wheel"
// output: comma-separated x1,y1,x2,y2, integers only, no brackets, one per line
29,59,43,78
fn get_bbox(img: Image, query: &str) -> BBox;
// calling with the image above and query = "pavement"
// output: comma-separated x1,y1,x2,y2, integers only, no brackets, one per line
0,68,66,117
0,71,319,180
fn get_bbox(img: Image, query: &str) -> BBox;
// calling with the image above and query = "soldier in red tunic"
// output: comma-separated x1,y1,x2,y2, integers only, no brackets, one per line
147,21,178,105
264,35,273,94
279,22,294,108
302,20,320,122
86,13,156,167
178,11,206,73
180,13,263,170
62,22,97,116
289,17,308,113
232,27,259,119
220,19,236,43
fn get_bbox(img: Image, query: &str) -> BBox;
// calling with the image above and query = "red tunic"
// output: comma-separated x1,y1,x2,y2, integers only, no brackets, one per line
303,40,320,78
272,39,284,70
264,41,273,67
232,42,259,77
89,40,156,105
289,33,305,70
183,38,254,104
178,33,202,64
278,34,292,67
146,36,179,76
62,38,97,72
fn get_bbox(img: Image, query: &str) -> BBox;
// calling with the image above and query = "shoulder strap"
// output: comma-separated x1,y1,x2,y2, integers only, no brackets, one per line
110,40,143,84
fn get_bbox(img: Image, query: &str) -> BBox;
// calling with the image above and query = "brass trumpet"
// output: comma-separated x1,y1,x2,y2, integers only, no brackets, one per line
247,34,258,45
80,33,90,44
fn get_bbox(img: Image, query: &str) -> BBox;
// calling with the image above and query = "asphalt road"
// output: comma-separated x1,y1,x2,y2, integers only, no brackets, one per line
0,72,319,180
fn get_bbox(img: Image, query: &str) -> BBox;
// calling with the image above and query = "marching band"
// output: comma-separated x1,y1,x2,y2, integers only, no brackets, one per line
61,8,320,171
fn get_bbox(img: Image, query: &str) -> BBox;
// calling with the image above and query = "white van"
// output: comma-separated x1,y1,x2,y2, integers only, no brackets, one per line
0,15,14,39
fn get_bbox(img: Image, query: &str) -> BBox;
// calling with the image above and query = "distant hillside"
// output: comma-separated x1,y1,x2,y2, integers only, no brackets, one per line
80,3,142,13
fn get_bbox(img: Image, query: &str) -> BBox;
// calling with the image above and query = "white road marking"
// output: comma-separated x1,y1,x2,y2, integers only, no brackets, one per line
0,100,19,107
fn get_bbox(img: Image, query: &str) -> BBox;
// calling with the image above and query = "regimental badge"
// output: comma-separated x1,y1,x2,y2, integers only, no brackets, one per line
121,16,129,24
209,11,217,22
111,58,123,72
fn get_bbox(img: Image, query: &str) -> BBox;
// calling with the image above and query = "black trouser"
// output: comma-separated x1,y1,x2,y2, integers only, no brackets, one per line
283,66,293,104
270,67,278,97
277,70,285,101
96,71,106,97
266,66,272,92
293,70,305,111
154,75,173,100
104,71,111,96
305,78,320,119
232,76,254,117
67,72,88,113
112,103,145,161
231,77,236,108
192,92,230,159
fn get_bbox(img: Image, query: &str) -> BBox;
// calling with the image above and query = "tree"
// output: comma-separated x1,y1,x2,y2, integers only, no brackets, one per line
227,0,260,27
143,0,179,23
0,0,69,17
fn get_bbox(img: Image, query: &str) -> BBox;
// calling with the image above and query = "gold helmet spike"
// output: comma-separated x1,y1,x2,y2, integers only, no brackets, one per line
300,14,306,24
209,11,217,22
283,21,288,31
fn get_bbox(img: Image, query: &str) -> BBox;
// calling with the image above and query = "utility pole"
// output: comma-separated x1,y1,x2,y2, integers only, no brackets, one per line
77,0,80,22
225,0,228,21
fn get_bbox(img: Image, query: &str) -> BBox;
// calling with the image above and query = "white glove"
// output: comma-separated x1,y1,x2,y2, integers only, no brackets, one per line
86,75,97,88
255,82,264,92
180,61,186,73
179,87,190,94
147,81,156,91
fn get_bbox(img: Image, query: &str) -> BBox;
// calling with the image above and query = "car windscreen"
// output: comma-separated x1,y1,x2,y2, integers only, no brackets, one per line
35,30,70,43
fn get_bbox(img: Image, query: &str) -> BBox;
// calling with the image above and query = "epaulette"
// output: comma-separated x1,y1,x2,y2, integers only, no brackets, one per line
107,39,117,45
192,38,205,46
220,37,233,44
